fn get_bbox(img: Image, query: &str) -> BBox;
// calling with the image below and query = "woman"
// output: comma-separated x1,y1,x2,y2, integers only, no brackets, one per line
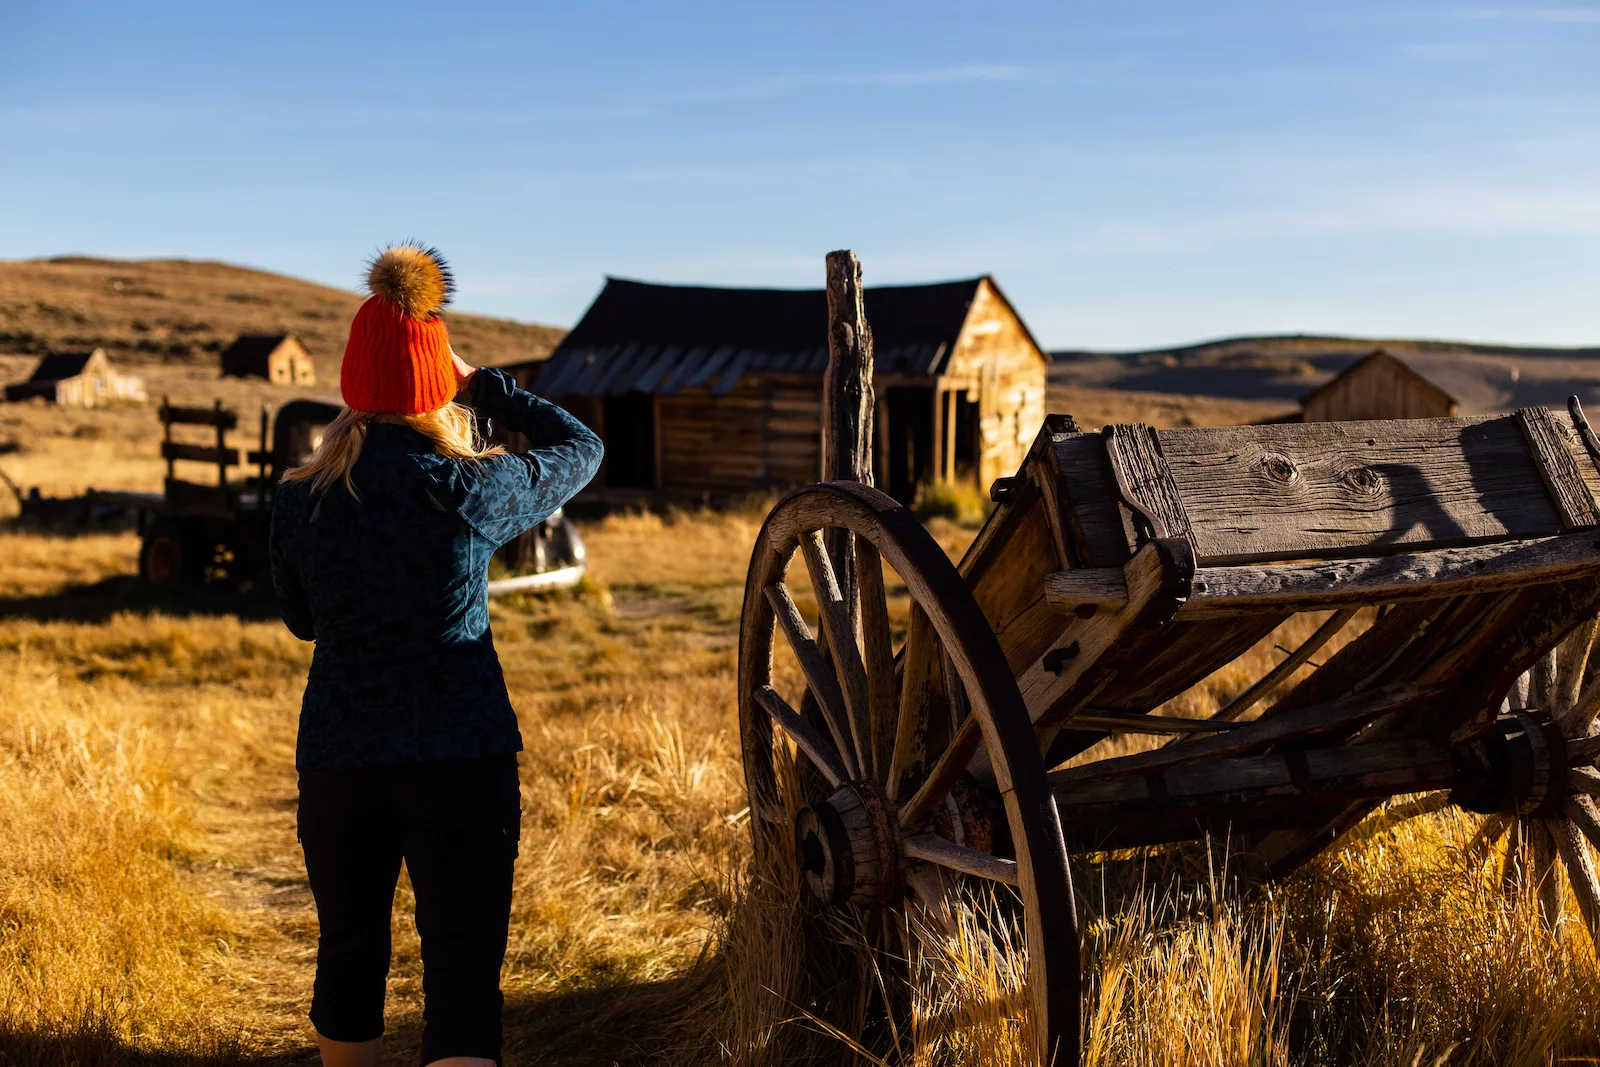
271,245,603,1067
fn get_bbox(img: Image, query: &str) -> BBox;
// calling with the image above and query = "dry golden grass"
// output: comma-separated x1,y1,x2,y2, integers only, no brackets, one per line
8,474,1600,1064
1046,384,1297,430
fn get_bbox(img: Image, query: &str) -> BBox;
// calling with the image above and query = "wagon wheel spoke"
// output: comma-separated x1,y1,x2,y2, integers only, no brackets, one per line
898,719,982,831
857,536,899,785
1529,819,1563,933
765,581,861,781
799,530,876,780
903,831,1020,885
1555,618,1599,721
1549,814,1600,941
887,602,943,802
754,685,850,788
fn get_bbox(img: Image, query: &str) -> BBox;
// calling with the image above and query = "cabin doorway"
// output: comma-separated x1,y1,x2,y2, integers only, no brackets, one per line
602,392,657,489
881,386,934,505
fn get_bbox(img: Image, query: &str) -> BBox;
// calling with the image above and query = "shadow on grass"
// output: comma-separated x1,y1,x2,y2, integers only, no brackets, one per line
0,973,719,1067
0,576,282,624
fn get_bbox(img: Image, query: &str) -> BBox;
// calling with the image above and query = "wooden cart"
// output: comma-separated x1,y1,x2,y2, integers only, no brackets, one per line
737,257,1600,1066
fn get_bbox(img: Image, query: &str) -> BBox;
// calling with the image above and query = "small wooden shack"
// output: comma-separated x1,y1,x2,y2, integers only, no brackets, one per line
4,348,146,407
220,334,316,385
529,276,1047,504
1299,349,1457,422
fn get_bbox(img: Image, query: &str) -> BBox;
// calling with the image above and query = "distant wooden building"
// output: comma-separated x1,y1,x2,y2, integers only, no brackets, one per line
4,348,146,407
1296,349,1457,422
529,276,1047,503
220,334,316,385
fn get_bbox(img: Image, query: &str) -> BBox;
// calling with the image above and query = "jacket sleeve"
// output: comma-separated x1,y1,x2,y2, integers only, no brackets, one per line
270,489,316,641
452,367,604,547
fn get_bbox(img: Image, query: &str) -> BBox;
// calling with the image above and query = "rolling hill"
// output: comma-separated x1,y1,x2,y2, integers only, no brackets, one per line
0,256,566,382
1054,333,1600,415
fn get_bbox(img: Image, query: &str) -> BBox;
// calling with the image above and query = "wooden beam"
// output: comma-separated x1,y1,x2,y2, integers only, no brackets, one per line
821,249,874,635
1048,682,1433,791
1173,530,1600,620
1211,608,1359,722
1041,568,1130,610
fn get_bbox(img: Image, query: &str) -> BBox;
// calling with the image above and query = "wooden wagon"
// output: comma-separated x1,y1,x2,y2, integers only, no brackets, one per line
737,255,1600,1065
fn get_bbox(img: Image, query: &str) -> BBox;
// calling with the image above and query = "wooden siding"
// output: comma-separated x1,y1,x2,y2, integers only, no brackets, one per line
1301,352,1455,422
658,374,820,498
945,278,1048,489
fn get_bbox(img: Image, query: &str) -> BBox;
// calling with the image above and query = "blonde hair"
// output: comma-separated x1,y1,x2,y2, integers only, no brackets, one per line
282,402,505,497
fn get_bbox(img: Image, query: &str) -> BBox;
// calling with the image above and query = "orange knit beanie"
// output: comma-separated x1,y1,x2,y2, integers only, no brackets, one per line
340,245,457,414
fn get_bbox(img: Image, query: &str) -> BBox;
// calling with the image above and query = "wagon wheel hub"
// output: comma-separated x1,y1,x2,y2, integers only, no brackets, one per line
795,779,901,907
1452,709,1570,817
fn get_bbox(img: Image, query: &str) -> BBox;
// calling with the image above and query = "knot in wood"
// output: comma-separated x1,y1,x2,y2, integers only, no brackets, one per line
1259,451,1298,485
1338,465,1382,497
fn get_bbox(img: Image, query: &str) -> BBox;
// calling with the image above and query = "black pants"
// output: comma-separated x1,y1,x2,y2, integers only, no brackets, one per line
297,755,521,1065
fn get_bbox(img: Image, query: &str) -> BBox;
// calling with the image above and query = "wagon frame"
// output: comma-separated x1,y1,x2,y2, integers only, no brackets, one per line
737,252,1600,1066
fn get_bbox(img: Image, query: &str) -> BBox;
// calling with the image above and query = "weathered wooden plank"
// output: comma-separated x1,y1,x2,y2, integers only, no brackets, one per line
1103,423,1193,542
1156,416,1564,564
1211,610,1359,722
1173,531,1600,619
1516,406,1600,529
1048,683,1432,790
1053,738,1456,827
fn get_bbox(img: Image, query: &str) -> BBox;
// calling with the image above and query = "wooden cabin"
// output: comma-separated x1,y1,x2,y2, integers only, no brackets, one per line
1298,349,1457,422
4,348,146,407
530,276,1047,504
220,334,316,385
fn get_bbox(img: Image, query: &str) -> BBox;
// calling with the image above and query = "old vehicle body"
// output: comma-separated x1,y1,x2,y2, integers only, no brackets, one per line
739,336,1600,1062
92,398,585,590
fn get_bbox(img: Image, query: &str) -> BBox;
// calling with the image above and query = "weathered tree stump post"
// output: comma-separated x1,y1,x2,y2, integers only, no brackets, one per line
822,249,876,634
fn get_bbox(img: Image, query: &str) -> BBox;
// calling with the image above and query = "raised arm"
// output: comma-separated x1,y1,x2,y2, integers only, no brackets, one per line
452,367,604,546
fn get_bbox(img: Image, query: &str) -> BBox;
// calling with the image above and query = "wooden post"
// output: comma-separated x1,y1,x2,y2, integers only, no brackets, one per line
822,249,875,631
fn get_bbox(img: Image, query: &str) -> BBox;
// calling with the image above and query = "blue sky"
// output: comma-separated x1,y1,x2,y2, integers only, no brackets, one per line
2,2,1597,349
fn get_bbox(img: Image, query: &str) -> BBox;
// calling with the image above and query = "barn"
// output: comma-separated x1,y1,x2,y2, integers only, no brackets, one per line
1298,349,1457,422
4,348,146,407
527,276,1047,504
219,334,316,385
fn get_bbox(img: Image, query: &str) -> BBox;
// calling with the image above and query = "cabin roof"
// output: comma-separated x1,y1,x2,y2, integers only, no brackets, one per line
221,333,294,361
1299,348,1457,408
26,351,97,382
539,276,994,397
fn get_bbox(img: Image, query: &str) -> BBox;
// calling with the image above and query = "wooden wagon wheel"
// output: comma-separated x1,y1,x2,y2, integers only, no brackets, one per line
1374,617,1600,941
739,480,1079,1066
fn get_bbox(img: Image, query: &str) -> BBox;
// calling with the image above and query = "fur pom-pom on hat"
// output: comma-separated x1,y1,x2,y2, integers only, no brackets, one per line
365,244,454,320
341,243,457,414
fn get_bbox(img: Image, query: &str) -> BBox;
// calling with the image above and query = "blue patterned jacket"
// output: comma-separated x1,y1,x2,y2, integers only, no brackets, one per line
271,368,603,770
